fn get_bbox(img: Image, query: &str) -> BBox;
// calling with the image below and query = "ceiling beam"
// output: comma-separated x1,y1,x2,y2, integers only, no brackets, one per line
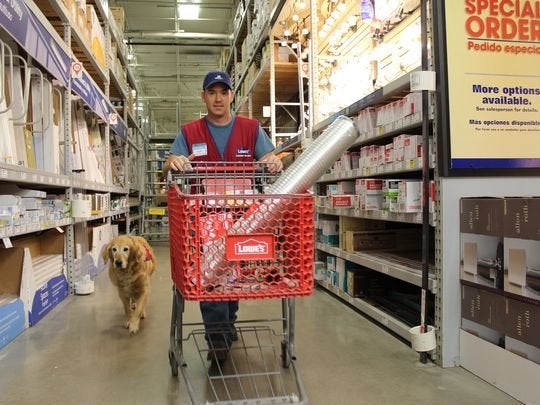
125,31,231,39
128,41,228,46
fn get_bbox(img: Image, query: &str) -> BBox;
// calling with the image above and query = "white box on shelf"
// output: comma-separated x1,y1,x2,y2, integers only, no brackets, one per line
398,181,422,213
404,135,423,160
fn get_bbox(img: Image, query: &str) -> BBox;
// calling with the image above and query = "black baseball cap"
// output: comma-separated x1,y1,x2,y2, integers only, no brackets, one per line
202,71,232,90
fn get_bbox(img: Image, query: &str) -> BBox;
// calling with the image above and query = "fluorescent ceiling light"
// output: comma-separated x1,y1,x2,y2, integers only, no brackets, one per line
178,4,199,20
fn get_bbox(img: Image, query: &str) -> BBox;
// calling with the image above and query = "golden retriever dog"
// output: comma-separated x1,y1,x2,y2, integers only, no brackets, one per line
102,235,156,334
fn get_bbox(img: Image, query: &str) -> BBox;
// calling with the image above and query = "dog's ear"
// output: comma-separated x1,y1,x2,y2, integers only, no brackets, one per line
102,241,112,263
132,236,146,264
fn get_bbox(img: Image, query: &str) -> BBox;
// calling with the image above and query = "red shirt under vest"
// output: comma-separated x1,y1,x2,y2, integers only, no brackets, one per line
182,116,259,162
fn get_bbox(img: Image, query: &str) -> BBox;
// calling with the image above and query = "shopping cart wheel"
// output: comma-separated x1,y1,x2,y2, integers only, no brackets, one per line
169,350,179,377
281,341,291,368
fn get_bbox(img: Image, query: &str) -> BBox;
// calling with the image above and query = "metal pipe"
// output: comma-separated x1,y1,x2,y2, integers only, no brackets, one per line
203,116,359,275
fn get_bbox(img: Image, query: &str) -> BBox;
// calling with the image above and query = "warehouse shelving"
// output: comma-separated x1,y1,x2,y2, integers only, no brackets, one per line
317,279,413,342
0,0,142,344
263,0,435,351
224,0,306,143
141,142,170,240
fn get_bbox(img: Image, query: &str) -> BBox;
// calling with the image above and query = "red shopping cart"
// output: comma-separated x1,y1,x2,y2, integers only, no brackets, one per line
167,162,314,404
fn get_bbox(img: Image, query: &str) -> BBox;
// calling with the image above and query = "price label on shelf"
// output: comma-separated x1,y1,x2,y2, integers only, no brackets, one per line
381,265,389,274
148,208,166,215
0,169,7,178
3,237,13,248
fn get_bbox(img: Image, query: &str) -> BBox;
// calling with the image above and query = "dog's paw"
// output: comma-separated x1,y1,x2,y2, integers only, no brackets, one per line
127,320,140,334
140,310,147,319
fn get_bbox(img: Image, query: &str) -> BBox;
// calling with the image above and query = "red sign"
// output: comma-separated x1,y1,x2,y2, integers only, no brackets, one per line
225,234,275,261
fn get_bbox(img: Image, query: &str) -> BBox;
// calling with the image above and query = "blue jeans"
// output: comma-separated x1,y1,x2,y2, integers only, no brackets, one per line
200,300,238,346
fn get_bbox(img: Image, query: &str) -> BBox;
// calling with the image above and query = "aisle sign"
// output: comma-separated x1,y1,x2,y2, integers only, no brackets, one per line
442,0,540,172
109,113,118,125
72,70,109,121
0,0,70,86
71,62,83,79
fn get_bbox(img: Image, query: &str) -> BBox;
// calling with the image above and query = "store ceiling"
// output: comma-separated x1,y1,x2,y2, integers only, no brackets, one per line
116,0,236,138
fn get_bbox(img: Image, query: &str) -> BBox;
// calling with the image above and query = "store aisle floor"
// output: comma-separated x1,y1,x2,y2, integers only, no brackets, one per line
0,243,517,405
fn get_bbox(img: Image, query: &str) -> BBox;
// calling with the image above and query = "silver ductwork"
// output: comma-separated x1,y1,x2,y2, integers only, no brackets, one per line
202,116,359,277
267,115,359,195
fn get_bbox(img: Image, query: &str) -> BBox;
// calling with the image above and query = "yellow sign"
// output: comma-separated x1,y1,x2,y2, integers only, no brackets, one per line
444,0,540,169
148,208,166,215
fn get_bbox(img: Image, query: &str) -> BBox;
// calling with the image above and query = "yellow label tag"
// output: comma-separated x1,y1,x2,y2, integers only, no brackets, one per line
148,208,166,215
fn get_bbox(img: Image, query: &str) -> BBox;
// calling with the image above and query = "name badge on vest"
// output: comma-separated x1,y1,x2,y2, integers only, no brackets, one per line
192,143,208,157
236,147,252,158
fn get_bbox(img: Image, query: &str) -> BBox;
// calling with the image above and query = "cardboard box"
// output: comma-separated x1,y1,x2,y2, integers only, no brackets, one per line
503,198,540,300
13,229,68,326
343,228,421,252
505,297,540,350
109,6,125,31
330,195,354,208
346,269,364,297
0,296,25,350
461,283,505,346
504,239,540,301
339,216,385,250
460,198,504,289
460,198,504,236
337,181,355,195
397,181,422,213
461,233,503,289
345,230,395,251
335,258,347,291
403,135,423,160
504,197,540,240
461,283,506,331
86,5,106,68
505,336,540,364
0,248,27,349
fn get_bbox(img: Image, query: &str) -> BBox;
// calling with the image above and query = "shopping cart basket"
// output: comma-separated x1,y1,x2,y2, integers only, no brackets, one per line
168,162,314,404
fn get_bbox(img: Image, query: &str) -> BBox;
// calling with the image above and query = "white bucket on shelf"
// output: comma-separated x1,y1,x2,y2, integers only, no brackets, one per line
72,199,91,217
409,325,436,352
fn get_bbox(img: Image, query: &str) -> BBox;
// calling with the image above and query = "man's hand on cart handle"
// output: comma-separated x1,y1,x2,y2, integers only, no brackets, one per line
169,154,194,172
258,153,283,173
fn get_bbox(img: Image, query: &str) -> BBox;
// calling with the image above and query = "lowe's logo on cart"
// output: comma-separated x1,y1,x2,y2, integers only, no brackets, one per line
235,239,268,255
226,234,275,261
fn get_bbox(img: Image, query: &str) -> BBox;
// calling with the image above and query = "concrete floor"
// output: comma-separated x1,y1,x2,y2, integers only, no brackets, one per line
0,243,518,405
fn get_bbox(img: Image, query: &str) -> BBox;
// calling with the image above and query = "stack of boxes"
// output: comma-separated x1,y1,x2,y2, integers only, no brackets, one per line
86,4,106,69
0,229,68,349
317,177,435,215
0,185,68,236
357,179,383,211
317,218,339,246
460,197,540,364
372,92,423,134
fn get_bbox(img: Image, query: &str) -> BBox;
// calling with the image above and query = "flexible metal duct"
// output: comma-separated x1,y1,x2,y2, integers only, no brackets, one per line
202,115,359,276
267,115,359,195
